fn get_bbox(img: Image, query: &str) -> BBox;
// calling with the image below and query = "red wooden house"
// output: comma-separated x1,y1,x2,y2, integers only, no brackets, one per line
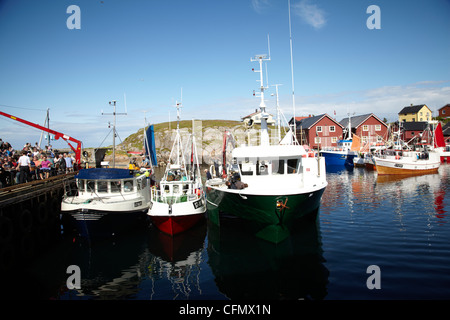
339,113,388,147
289,114,344,149
438,104,450,119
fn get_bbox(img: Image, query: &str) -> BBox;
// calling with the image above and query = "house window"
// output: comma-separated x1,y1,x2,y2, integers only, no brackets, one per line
443,110,446,114
362,136,368,143
315,137,321,143
316,126,322,132
420,112,423,116
331,137,337,143
329,126,335,132
375,125,381,131
363,125,369,131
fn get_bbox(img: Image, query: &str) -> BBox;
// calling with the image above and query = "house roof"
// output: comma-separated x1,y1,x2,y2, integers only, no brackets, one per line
339,113,387,129
443,122,450,136
400,121,429,131
438,104,450,111
398,104,429,115
294,113,344,130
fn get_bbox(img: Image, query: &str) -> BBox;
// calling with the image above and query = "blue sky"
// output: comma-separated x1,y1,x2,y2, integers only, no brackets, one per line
0,0,449,149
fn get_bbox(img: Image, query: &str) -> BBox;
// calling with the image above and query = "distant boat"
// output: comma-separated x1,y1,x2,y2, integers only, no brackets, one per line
61,168,151,238
147,101,206,236
205,53,327,244
320,121,358,168
374,123,441,175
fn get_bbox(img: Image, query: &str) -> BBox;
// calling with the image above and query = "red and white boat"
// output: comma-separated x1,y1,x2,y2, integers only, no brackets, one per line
147,100,206,235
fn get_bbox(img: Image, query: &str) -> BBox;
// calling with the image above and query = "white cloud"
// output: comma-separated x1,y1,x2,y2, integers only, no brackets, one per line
251,0,270,14
277,81,450,123
293,0,327,29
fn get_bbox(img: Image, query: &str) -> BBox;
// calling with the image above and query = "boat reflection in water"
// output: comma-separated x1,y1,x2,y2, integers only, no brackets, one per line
145,222,206,300
206,207,329,300
59,232,150,299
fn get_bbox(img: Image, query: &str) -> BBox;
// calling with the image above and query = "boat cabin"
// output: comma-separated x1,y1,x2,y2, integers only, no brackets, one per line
72,168,149,196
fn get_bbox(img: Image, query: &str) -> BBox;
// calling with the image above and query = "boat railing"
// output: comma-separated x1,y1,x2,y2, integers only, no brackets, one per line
151,187,203,204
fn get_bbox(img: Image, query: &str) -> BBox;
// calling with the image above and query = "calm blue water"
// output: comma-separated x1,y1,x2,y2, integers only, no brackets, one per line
3,164,450,300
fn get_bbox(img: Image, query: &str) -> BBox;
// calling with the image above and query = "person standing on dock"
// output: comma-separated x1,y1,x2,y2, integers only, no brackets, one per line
64,153,73,173
17,151,31,184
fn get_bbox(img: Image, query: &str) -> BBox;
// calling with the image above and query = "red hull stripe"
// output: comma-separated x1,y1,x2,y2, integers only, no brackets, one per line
151,214,203,235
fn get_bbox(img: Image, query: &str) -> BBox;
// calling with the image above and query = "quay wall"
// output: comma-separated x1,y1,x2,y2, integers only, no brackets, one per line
0,174,76,273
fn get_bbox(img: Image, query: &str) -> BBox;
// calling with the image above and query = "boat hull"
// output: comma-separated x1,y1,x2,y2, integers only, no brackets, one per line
205,185,326,244
374,157,440,175
148,196,206,235
320,150,356,167
149,214,205,236
64,209,149,238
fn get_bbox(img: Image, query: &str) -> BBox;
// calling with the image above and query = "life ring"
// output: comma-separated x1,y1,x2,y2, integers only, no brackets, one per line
0,216,14,244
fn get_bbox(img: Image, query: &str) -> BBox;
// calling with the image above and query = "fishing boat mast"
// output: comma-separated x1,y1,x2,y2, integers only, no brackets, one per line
251,53,271,147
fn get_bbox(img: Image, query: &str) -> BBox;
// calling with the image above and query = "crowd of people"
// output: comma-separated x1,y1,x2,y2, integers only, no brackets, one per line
0,138,76,188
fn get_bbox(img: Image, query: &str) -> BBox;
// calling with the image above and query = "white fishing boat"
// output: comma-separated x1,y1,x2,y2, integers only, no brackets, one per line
205,52,327,244
148,100,206,236
61,168,152,237
61,101,155,238
374,123,441,175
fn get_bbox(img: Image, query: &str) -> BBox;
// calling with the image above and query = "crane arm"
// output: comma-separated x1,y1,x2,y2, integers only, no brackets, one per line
0,110,82,164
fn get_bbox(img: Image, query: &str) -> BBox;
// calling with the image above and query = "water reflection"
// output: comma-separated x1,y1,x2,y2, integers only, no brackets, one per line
206,212,329,300
145,223,206,299
321,166,447,224
61,232,149,299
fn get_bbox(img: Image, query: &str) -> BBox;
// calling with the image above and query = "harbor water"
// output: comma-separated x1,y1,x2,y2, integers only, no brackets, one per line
2,164,450,300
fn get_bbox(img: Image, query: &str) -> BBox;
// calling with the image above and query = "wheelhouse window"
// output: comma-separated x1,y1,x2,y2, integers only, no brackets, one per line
97,181,108,193
287,159,298,174
124,180,134,192
111,181,121,193
239,158,254,176
272,159,285,175
77,179,85,192
87,180,95,192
